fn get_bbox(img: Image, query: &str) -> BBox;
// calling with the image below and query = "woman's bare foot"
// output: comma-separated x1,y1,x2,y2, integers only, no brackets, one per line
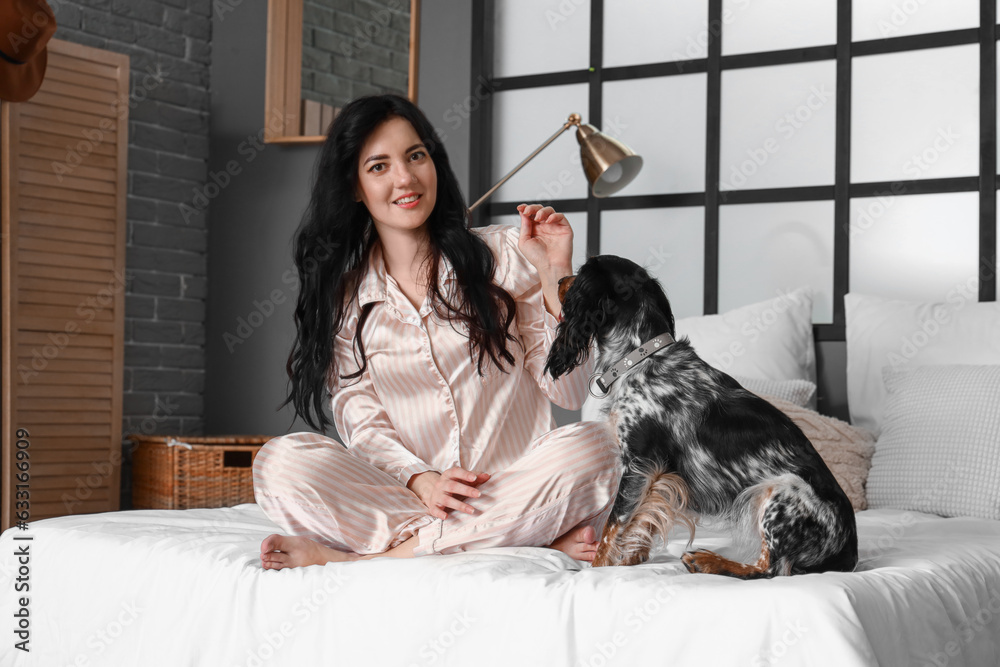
548,525,600,562
260,534,359,570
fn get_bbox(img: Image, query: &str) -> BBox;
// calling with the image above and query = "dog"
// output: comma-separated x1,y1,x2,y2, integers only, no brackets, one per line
544,255,858,579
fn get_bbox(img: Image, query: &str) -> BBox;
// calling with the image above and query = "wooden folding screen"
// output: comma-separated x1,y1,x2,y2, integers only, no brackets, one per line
1,39,128,530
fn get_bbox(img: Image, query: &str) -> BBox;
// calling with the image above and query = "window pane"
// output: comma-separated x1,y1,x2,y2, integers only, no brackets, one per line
853,0,980,42
850,192,979,302
852,45,979,184
599,208,705,319
494,0,591,78
720,61,836,192
719,201,834,323
490,84,591,203
602,75,707,196
603,0,709,67
722,0,836,56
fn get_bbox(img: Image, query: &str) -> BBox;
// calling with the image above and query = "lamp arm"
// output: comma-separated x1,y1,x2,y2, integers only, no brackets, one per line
468,115,581,213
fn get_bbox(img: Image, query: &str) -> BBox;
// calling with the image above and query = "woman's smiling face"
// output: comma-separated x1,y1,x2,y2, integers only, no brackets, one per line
355,115,438,234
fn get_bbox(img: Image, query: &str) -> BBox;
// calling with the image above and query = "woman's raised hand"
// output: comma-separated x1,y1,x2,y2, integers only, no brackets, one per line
408,467,491,520
516,203,573,278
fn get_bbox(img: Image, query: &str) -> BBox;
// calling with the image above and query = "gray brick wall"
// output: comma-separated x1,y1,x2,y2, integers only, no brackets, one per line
302,0,410,109
48,0,211,508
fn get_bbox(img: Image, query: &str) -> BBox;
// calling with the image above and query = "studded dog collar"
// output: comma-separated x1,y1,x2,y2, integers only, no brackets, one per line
588,333,675,398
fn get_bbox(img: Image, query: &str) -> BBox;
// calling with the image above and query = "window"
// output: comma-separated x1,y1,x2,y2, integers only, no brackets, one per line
472,0,998,340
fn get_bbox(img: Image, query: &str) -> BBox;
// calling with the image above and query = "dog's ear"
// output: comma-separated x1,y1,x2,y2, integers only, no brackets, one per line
544,277,596,380
544,320,593,380
645,276,676,339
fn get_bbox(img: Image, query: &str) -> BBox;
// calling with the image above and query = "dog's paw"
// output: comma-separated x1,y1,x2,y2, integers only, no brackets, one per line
681,549,714,574
619,547,652,567
682,549,770,578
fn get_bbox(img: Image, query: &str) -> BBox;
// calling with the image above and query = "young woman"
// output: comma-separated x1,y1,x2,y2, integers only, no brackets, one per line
253,94,621,569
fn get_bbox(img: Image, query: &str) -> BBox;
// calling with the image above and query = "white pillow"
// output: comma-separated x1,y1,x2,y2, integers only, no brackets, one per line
675,287,817,385
866,365,1000,520
581,289,817,421
845,293,1000,435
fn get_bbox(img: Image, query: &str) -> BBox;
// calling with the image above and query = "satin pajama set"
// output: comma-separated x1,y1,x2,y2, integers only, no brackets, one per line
253,225,622,556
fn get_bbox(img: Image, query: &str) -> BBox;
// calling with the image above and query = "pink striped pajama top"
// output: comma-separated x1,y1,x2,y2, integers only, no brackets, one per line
331,224,594,486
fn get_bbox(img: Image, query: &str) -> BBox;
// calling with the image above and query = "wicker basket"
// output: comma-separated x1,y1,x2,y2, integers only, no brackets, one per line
130,435,272,509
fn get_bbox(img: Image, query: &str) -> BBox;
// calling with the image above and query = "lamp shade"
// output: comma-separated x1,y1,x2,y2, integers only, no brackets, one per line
576,123,643,198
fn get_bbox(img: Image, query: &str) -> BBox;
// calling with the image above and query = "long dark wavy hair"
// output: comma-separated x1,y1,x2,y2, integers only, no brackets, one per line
282,94,521,431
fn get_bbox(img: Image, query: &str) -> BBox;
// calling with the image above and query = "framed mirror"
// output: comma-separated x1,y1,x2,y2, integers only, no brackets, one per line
265,0,421,144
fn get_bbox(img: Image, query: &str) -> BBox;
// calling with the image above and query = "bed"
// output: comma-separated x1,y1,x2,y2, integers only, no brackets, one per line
2,291,999,666
1,504,999,665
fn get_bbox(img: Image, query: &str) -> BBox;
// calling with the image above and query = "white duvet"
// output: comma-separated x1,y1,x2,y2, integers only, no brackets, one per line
1,505,999,666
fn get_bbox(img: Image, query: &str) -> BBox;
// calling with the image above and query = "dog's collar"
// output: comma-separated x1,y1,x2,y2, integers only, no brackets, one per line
588,332,675,398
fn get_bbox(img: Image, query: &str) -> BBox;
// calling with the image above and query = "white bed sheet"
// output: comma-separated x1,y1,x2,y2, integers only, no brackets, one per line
1,505,999,666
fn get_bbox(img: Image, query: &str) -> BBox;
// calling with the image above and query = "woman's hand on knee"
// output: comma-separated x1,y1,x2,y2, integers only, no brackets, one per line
409,467,490,520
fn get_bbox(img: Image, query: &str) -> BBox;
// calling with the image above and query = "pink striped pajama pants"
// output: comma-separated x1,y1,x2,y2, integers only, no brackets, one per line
252,421,622,557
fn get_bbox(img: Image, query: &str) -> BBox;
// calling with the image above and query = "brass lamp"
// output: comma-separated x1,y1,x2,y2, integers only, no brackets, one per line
468,113,643,212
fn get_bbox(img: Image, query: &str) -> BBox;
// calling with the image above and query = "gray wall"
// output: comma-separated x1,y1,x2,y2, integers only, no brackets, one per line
50,0,213,507
205,0,473,437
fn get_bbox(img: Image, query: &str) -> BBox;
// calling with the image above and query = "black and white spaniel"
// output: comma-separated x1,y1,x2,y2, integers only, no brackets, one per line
545,255,857,578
